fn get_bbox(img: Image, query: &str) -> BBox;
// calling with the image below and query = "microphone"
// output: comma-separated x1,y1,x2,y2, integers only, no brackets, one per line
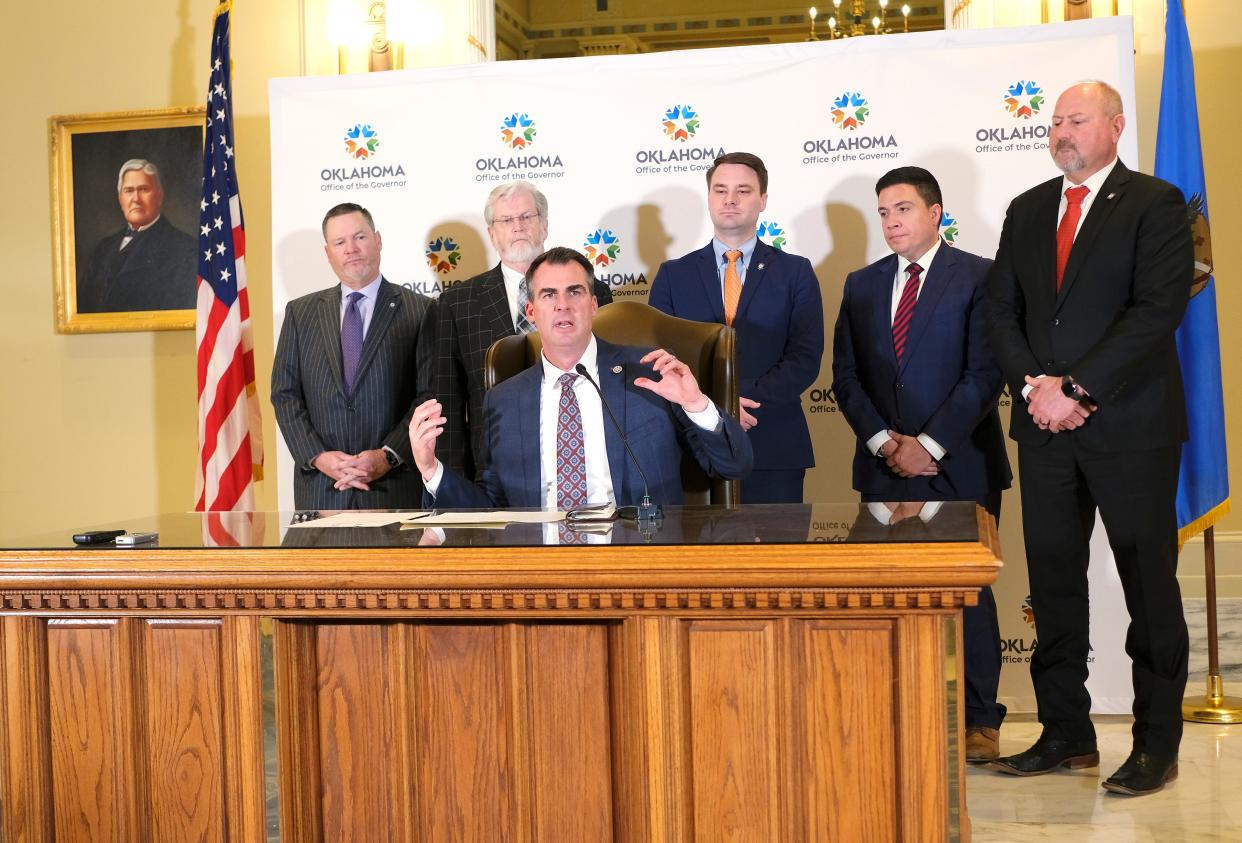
574,363,663,525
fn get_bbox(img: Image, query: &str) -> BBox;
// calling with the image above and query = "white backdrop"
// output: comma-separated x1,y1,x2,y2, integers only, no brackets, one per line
269,17,1139,712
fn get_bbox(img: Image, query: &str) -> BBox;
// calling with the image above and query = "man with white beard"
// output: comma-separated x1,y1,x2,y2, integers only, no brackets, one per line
433,181,613,479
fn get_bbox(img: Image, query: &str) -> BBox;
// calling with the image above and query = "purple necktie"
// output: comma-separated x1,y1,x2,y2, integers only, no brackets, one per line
892,262,922,365
556,373,588,511
342,291,364,394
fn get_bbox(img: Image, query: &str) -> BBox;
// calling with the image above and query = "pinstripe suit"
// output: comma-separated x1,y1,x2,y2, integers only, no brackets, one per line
433,263,613,479
272,278,434,509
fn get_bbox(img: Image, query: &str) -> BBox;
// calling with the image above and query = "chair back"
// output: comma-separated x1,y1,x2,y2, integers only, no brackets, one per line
484,300,739,505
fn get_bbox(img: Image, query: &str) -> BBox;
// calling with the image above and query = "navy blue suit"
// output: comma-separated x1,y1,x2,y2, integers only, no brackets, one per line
832,243,1011,500
649,240,823,503
832,242,1011,729
429,340,753,510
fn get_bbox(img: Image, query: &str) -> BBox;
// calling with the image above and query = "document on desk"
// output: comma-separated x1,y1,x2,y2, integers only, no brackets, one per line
286,512,413,528
399,510,566,528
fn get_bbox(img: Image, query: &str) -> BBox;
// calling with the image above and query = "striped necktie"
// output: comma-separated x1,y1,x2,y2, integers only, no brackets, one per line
892,262,922,364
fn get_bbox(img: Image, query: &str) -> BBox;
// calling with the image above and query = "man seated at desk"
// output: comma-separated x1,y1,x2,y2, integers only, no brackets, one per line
408,246,752,510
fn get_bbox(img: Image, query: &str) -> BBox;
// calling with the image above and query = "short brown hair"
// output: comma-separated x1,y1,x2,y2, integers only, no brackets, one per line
521,247,597,303
706,152,768,194
321,202,375,239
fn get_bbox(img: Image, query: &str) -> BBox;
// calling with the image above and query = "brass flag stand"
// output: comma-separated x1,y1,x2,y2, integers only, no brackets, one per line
1183,527,1242,723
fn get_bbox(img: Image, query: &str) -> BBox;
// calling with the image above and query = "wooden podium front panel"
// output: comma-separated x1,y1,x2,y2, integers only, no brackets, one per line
1,616,264,843
280,621,618,843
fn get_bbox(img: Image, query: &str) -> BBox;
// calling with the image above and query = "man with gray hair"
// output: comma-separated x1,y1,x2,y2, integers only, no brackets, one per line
433,180,613,479
78,158,197,313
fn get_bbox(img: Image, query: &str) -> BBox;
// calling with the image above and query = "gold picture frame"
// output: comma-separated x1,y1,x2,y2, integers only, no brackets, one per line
50,106,206,333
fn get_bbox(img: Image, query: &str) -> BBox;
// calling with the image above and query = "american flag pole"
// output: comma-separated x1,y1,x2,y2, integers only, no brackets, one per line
194,0,263,513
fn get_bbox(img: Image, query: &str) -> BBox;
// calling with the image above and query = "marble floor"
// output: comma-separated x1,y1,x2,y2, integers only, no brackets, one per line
967,714,1242,841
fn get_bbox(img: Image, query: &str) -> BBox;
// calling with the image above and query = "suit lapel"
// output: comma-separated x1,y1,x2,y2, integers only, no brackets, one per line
480,264,517,336
1032,179,1062,315
1055,163,1130,310
353,279,399,388
694,243,727,324
315,287,346,395
870,254,900,370
898,243,954,374
516,367,542,507
736,240,771,323
596,341,629,498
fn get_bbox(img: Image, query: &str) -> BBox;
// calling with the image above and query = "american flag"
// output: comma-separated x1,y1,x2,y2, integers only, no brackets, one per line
194,2,263,512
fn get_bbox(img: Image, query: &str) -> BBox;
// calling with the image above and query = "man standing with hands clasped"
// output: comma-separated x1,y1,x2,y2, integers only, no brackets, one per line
272,203,434,510
986,81,1193,796
832,165,1011,761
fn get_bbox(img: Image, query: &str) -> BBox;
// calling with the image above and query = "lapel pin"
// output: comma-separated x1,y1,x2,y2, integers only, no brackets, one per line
1107,192,1116,200
389,301,396,308
757,263,765,270
611,365,623,374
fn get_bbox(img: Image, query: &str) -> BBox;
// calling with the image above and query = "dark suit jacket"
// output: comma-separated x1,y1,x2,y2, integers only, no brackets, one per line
434,262,613,479
986,161,1192,451
78,216,198,313
430,339,753,509
832,243,1011,500
272,279,434,509
649,240,824,470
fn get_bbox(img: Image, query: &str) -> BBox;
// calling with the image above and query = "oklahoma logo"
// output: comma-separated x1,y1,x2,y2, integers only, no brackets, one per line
1021,595,1036,628
425,236,462,274
584,229,621,267
939,211,959,246
831,92,869,130
1003,81,1044,120
757,220,787,251
501,113,537,149
344,124,379,159
662,105,700,142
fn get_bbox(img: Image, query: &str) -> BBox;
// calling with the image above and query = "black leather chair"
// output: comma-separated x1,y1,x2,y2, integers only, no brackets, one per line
484,300,740,505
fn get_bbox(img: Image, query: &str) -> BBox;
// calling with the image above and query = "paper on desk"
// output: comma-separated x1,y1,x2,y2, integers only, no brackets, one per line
399,510,566,527
286,511,412,528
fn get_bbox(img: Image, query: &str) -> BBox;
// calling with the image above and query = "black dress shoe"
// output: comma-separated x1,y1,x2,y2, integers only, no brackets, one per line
1101,751,1178,796
987,736,1099,776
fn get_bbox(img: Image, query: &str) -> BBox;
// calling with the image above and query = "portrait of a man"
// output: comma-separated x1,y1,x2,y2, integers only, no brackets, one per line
76,158,198,314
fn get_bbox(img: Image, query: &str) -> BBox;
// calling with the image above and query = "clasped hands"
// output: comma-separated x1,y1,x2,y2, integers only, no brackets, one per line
313,449,392,491
880,432,939,479
1025,375,1095,433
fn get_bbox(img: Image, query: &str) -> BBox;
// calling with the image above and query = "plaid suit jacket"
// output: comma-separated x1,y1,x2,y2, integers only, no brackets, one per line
433,262,613,479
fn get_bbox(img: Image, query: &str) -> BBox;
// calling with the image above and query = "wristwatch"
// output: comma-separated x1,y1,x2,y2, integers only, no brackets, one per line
1061,376,1085,400
383,448,400,469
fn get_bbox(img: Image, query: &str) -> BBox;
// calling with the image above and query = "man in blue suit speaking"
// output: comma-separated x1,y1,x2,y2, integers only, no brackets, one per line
831,166,1012,761
408,247,752,510
649,152,824,504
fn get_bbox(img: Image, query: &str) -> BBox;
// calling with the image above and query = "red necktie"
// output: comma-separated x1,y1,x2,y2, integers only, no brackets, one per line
1055,185,1090,291
892,262,922,364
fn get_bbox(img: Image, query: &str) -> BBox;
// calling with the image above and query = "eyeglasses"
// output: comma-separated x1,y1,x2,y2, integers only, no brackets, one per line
491,212,542,228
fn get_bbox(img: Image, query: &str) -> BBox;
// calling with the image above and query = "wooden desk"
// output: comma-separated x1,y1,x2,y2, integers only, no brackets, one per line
0,504,999,842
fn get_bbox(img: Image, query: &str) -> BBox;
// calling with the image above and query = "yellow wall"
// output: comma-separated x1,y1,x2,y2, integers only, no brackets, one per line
1,1,1239,550
0,0,296,536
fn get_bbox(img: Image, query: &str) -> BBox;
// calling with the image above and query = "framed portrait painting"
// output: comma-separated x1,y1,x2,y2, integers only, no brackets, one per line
50,107,205,333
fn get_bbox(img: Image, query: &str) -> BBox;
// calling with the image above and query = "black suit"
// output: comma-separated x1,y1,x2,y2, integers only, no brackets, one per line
987,160,1193,754
433,262,612,479
272,279,434,510
78,216,198,313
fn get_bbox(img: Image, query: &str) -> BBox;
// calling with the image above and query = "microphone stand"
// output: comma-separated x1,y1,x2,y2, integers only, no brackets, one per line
574,364,663,528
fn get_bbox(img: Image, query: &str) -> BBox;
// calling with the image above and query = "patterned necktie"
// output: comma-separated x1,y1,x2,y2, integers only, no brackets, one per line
341,291,364,394
514,283,535,334
1056,185,1090,292
556,373,588,511
892,262,922,364
723,250,743,326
